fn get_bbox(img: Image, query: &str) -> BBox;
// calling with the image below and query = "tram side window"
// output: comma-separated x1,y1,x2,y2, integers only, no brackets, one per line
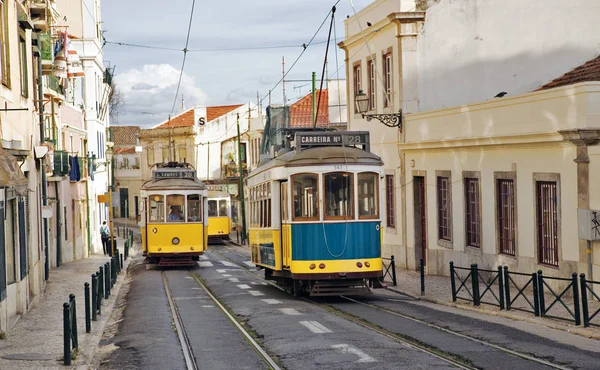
358,173,379,219
149,195,165,222
292,174,319,220
208,200,218,217
167,194,185,222
219,199,228,217
187,194,202,222
324,172,354,219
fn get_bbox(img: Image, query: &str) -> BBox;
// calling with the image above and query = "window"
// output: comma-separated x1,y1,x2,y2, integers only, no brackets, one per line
497,179,516,255
353,64,361,113
147,148,155,166
367,59,375,111
6,200,16,284
385,175,395,228
0,1,10,87
167,195,185,222
383,53,392,108
292,174,319,220
149,195,165,222
219,199,228,217
208,200,218,217
537,181,559,266
187,194,202,222
19,35,28,97
358,172,378,218
161,147,169,163
281,183,289,222
437,176,451,241
464,178,480,247
324,172,353,219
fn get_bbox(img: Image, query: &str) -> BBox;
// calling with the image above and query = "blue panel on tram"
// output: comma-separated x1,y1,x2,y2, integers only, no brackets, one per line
291,222,381,260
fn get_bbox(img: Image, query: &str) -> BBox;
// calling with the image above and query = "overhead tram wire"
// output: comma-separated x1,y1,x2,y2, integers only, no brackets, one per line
171,0,197,117
313,6,336,131
104,40,329,52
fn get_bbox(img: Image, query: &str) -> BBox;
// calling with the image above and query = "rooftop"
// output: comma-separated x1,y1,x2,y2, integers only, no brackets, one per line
207,104,244,122
112,126,140,146
289,89,329,128
536,54,600,91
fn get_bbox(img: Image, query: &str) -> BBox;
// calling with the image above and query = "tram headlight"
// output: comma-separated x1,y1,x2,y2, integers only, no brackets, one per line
309,263,316,270
356,262,363,268
364,261,371,268
172,237,180,245
152,228,157,233
319,263,326,269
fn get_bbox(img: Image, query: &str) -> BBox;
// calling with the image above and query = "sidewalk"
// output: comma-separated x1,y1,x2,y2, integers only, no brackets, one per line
0,236,134,369
387,267,600,340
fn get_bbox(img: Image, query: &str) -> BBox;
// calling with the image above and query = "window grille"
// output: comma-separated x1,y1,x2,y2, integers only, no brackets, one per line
437,177,451,241
464,178,480,247
497,179,516,256
537,181,559,266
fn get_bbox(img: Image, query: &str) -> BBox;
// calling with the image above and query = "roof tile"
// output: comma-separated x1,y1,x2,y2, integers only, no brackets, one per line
155,108,195,129
112,126,140,146
536,55,600,91
207,104,244,122
289,90,329,128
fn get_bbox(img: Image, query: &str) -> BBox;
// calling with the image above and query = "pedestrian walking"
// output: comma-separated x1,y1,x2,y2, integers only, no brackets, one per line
100,221,110,255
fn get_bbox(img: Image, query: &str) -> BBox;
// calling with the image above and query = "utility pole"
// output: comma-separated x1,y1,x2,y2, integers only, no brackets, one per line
108,127,115,256
236,113,247,244
282,56,286,106
312,72,316,128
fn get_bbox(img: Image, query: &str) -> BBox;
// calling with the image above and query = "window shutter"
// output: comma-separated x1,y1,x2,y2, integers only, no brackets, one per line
18,197,28,280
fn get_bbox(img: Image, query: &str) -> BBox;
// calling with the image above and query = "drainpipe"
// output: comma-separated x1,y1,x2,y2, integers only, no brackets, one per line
85,148,91,256
55,182,61,266
36,47,50,281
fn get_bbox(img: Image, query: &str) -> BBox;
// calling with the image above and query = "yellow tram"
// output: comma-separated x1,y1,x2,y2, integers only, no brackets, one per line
207,190,232,242
139,162,208,266
247,131,384,296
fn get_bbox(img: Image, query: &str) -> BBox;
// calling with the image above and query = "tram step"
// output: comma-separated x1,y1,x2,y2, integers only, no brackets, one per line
158,257,195,267
310,280,372,297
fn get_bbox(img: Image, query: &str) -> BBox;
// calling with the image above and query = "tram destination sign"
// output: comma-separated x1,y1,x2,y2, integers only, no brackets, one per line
154,169,196,180
296,131,370,151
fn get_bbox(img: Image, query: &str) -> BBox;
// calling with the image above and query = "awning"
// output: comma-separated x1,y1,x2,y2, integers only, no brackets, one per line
0,147,28,190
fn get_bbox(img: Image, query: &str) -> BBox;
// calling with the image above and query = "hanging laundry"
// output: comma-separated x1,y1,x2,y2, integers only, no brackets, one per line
89,155,95,181
69,155,81,182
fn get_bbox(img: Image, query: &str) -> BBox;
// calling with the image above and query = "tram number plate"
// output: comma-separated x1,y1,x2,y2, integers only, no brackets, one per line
343,135,365,145
333,165,345,171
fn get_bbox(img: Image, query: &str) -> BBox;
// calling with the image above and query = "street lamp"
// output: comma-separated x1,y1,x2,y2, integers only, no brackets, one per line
354,90,403,129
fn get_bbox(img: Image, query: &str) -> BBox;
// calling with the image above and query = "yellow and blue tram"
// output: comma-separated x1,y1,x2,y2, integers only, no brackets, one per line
207,190,232,242
247,131,384,296
139,162,209,266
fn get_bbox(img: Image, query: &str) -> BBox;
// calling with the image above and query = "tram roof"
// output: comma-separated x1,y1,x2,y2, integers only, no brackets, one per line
251,145,383,174
141,177,206,191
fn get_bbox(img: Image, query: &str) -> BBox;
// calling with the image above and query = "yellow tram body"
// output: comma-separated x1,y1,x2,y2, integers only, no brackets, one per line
207,191,232,241
139,163,208,266
247,131,385,296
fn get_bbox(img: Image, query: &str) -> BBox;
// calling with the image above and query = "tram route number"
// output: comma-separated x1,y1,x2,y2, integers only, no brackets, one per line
154,170,196,179
343,135,365,145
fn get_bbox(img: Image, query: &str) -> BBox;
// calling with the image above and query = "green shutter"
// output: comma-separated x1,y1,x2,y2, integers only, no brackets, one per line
18,197,28,281
0,198,6,301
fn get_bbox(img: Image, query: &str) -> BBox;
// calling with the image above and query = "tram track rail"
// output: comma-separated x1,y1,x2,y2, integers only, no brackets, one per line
212,243,573,370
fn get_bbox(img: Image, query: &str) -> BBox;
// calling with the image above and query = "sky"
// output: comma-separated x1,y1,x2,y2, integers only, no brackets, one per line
101,0,374,128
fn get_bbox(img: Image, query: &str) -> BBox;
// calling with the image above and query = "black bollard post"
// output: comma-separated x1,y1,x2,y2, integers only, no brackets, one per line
84,283,91,332
471,264,480,306
120,254,124,273
503,266,511,310
572,273,581,326
91,274,98,321
63,302,71,365
532,272,540,316
537,270,545,316
498,266,505,310
99,267,105,303
105,262,111,295
420,258,425,296
450,262,457,302
69,294,78,349
391,255,397,286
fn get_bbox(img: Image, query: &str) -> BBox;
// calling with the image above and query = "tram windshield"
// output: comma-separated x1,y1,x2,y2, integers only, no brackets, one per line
167,195,185,222
292,174,319,220
208,200,218,217
187,194,202,222
219,199,228,216
149,195,165,222
358,172,379,218
324,172,354,219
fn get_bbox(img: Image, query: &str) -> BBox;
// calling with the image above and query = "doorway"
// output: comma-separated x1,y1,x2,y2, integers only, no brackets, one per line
119,188,129,219
413,176,427,267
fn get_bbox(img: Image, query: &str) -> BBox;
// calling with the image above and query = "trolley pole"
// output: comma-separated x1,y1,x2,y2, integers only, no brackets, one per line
236,113,247,244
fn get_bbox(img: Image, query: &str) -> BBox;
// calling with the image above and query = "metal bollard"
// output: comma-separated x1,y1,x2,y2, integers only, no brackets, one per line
503,266,511,310
532,272,540,316
572,273,581,326
84,283,91,332
120,254,124,273
420,258,425,296
390,255,397,286
537,270,545,316
69,294,78,348
99,267,105,304
105,262,111,298
91,274,98,321
471,264,480,306
498,266,505,310
450,262,457,302
63,302,71,365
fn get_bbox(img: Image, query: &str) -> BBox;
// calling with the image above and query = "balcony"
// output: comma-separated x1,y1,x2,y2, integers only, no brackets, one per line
224,162,248,179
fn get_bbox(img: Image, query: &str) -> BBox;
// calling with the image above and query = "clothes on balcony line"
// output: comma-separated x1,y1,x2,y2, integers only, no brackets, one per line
69,155,81,182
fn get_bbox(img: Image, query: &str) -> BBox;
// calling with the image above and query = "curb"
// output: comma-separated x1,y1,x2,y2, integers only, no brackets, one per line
385,286,600,341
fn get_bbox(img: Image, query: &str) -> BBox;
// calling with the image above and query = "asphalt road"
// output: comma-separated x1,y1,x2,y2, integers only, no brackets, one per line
93,243,600,369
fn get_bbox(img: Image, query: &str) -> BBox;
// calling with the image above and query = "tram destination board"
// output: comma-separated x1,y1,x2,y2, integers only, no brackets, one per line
296,131,370,151
154,169,196,180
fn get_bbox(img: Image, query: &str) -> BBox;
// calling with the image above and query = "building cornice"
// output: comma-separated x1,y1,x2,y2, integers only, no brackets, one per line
398,132,566,151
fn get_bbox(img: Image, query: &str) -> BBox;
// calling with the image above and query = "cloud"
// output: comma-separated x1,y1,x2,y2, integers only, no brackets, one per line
113,64,207,127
